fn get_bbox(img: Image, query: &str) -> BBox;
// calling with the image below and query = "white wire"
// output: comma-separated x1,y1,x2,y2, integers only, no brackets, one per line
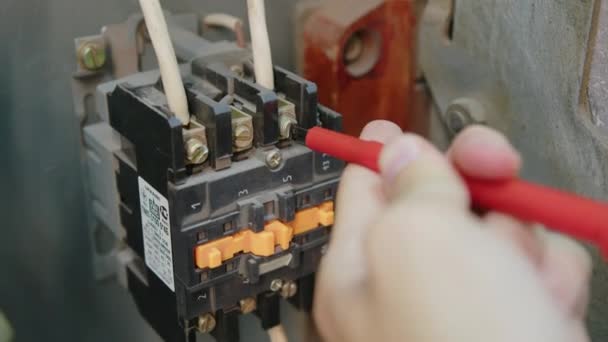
203,13,246,47
138,0,190,125
267,325,288,342
247,0,275,90
204,13,242,29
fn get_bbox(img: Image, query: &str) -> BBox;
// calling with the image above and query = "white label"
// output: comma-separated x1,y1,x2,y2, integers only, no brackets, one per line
138,177,175,292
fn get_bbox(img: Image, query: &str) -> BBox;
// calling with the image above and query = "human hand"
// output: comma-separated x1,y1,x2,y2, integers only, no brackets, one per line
314,120,591,342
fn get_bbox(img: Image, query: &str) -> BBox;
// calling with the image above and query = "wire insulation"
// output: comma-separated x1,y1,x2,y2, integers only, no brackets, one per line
247,0,275,89
203,13,246,48
138,0,190,125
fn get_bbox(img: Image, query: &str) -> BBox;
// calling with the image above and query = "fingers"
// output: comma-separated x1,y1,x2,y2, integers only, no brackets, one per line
536,229,592,320
332,120,403,238
320,120,401,300
485,214,592,320
448,125,521,179
484,213,544,267
453,126,590,320
379,134,469,210
363,205,571,342
315,120,402,342
369,131,586,341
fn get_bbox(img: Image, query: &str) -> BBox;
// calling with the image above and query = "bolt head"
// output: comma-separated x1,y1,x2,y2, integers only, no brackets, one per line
197,313,216,333
266,150,282,169
79,43,106,70
280,281,298,299
446,108,470,135
186,138,209,164
234,125,253,149
270,279,284,292
239,297,257,314
445,98,486,135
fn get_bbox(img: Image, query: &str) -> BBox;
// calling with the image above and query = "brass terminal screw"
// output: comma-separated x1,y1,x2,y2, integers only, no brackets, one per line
265,150,282,170
239,297,257,314
270,279,284,292
79,43,107,71
197,313,216,334
186,138,209,164
279,115,297,139
234,125,253,149
280,281,298,299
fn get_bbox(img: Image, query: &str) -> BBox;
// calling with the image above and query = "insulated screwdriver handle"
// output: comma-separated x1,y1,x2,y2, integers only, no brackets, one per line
305,126,608,258
306,126,384,172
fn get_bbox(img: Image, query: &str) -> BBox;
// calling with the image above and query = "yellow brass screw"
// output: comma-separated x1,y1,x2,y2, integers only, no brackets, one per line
239,297,257,314
197,313,216,333
79,43,107,70
186,138,209,164
280,281,298,299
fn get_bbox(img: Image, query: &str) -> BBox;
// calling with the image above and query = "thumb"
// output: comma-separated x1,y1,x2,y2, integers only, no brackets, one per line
367,134,578,342
379,134,470,210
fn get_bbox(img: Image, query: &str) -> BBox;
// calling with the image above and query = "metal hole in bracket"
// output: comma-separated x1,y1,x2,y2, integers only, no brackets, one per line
343,29,382,78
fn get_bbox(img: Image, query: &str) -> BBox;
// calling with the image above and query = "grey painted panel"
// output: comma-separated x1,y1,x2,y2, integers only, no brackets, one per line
422,1,608,339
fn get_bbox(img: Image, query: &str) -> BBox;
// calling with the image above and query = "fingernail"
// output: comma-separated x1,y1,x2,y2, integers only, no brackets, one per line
462,126,517,156
380,135,421,183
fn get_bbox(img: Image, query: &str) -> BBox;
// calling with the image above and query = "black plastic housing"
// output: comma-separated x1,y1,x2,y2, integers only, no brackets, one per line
105,59,344,342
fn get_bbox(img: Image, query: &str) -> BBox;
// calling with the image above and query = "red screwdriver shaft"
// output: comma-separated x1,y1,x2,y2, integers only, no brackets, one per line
305,126,608,258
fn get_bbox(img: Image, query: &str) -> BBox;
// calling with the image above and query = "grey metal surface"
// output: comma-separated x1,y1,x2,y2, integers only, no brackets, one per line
421,0,608,340
0,1,298,341
82,123,124,280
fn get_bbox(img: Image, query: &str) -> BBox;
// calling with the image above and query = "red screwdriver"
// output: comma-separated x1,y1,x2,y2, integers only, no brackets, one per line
303,126,608,259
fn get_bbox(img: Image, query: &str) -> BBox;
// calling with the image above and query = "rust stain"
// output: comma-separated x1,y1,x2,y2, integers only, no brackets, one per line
302,0,418,136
